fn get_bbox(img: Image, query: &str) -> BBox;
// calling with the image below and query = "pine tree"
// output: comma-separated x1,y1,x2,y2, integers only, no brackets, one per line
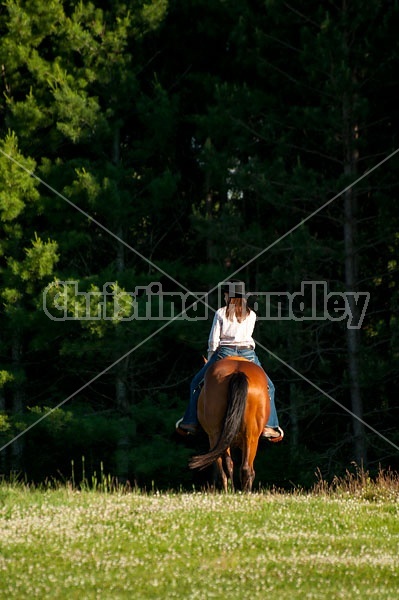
0,132,59,468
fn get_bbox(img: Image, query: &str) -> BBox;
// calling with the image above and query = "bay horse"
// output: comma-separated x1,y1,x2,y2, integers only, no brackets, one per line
189,356,270,492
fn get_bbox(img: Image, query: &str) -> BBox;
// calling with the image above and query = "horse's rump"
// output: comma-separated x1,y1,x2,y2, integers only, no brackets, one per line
189,369,248,470
188,357,270,489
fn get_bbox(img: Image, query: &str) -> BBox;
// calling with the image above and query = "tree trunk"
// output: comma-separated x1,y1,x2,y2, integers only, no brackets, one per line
0,357,5,474
113,127,131,480
287,301,299,453
204,137,213,262
342,85,367,467
11,332,24,470
343,184,367,466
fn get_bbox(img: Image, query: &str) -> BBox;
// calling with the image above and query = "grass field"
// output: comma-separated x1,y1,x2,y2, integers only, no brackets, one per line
1,472,398,599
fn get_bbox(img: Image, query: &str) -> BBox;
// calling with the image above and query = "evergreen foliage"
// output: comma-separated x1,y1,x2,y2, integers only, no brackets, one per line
0,0,398,488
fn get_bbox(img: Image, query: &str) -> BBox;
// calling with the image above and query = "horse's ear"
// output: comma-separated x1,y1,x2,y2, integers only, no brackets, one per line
202,355,208,364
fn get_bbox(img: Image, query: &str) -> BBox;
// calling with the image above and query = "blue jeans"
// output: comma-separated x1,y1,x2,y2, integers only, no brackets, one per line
182,346,280,428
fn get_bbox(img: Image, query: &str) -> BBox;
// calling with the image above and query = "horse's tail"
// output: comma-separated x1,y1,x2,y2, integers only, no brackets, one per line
189,371,248,471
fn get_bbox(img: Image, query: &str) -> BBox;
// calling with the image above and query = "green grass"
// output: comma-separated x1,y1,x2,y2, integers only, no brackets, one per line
0,471,399,599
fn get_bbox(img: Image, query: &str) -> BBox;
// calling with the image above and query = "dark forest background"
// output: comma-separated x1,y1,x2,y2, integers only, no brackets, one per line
1,0,398,489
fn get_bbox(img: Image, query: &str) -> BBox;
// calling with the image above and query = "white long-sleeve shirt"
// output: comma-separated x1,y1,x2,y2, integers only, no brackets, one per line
207,306,256,352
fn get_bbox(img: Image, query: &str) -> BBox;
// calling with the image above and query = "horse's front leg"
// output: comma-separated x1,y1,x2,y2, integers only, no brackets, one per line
215,456,228,492
241,462,255,492
240,437,258,492
224,449,234,492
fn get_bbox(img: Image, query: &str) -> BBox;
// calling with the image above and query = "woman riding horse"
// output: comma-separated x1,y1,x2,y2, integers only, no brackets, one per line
176,280,284,442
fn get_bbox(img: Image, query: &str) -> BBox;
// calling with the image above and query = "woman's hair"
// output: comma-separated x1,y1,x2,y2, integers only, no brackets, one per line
226,297,250,323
